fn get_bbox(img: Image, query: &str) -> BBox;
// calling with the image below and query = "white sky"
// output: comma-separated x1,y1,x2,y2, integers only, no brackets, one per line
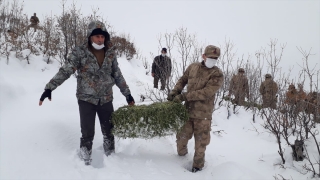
18,0,320,85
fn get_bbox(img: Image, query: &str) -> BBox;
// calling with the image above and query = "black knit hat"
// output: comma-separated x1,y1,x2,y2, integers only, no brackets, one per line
161,48,167,53
90,28,109,38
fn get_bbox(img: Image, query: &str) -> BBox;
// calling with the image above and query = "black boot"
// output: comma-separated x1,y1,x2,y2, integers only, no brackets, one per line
103,136,115,156
191,167,202,173
78,146,92,165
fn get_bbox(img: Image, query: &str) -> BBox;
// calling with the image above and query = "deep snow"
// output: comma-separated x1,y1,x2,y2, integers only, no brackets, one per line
0,54,319,180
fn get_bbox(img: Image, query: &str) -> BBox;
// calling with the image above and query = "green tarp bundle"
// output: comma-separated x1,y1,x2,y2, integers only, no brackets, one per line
112,102,189,139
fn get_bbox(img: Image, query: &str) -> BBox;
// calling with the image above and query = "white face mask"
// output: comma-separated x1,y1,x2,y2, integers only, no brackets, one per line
161,53,166,57
205,58,217,68
92,42,105,50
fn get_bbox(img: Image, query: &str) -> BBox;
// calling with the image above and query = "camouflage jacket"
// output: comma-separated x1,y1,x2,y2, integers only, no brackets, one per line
259,79,278,99
45,45,131,105
151,55,172,77
229,74,249,96
173,62,224,120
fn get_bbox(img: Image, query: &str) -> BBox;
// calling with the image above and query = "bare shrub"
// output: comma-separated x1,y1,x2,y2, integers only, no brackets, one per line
111,34,137,60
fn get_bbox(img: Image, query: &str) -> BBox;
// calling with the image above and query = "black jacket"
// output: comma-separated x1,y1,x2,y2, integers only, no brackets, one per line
151,55,172,77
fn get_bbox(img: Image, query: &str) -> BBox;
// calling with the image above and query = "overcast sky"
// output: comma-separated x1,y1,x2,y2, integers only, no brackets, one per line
17,0,320,86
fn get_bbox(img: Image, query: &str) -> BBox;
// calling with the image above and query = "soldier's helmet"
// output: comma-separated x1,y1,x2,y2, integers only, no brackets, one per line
265,74,272,79
238,68,245,73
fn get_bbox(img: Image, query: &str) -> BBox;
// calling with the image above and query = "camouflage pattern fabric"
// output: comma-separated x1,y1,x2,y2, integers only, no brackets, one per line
229,74,249,105
176,118,211,169
152,55,172,78
259,79,278,109
172,62,224,120
285,85,298,105
45,21,130,105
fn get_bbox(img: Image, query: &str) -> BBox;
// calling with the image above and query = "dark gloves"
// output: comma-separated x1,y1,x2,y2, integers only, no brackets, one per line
173,93,187,103
39,89,52,106
167,90,179,101
126,94,135,106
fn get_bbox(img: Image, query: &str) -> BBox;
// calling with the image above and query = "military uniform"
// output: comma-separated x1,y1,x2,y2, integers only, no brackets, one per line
169,45,224,171
43,21,133,164
259,74,278,109
228,68,249,105
285,84,297,105
305,92,320,122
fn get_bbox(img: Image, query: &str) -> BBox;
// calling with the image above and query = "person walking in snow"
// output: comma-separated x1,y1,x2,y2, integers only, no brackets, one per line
259,74,278,109
39,20,135,165
151,48,172,90
228,68,249,106
167,45,224,173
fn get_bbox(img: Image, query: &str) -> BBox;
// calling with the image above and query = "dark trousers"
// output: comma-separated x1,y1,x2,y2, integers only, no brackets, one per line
78,100,114,151
154,75,166,90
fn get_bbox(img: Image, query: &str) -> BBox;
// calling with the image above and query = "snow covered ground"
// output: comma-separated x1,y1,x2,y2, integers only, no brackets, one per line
0,54,319,180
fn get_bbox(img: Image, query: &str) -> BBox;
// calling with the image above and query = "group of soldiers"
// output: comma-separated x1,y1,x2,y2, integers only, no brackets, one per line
228,68,319,120
228,68,278,109
285,83,320,121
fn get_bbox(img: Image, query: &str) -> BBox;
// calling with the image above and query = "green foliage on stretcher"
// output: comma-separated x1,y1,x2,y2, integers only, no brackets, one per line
112,102,189,139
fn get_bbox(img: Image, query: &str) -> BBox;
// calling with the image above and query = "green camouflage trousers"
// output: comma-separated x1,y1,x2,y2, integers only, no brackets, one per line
176,118,211,168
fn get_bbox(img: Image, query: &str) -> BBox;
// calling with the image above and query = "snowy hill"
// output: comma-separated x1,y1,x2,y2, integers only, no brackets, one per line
0,55,319,180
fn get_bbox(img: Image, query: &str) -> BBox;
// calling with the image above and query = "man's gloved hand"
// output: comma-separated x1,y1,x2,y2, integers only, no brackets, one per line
167,90,179,101
126,94,135,106
39,89,52,106
173,93,187,103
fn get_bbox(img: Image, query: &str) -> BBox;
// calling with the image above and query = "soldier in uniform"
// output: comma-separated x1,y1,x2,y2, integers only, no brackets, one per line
228,68,249,106
167,45,224,173
259,74,278,109
305,91,320,123
151,48,172,90
285,84,297,105
27,13,40,31
39,21,135,165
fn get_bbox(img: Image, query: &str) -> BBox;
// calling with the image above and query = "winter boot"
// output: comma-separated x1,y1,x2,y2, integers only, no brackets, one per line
103,136,115,156
78,146,92,165
191,167,202,173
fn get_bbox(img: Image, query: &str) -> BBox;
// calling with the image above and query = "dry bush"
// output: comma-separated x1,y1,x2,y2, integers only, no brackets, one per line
111,34,137,60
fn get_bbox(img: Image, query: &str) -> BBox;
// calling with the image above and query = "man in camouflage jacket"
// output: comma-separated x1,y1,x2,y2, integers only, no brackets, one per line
151,48,172,90
228,68,249,106
260,74,278,109
167,45,224,173
39,20,135,165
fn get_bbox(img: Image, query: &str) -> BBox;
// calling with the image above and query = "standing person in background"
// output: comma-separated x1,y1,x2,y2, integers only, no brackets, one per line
27,13,40,31
167,45,224,173
151,48,172,90
39,20,135,165
260,74,278,109
228,68,249,106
